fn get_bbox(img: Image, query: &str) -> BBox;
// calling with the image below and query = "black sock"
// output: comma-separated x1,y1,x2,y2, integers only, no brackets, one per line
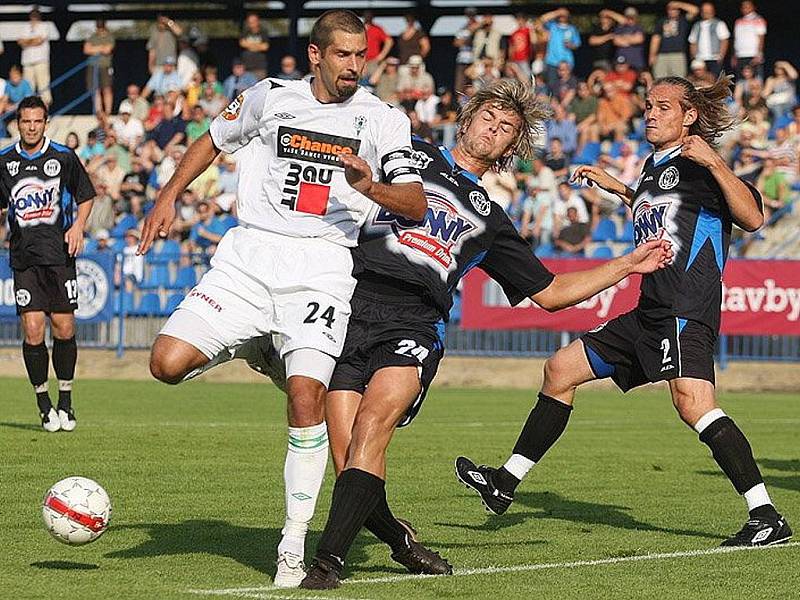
511,391,573,461
316,468,385,571
52,337,77,411
699,416,764,495
364,492,409,554
494,467,522,493
23,342,51,412
749,504,780,521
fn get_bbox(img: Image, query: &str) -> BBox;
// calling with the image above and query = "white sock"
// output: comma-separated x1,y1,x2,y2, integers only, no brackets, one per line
743,483,773,512
277,422,329,558
35,382,48,394
58,380,73,392
693,408,727,434
503,454,536,481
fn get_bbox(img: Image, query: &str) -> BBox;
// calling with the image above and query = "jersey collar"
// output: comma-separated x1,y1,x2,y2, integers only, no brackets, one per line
652,144,682,167
16,136,50,160
438,145,480,185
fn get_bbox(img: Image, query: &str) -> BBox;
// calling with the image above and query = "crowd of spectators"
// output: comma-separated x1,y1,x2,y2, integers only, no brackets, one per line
0,1,797,291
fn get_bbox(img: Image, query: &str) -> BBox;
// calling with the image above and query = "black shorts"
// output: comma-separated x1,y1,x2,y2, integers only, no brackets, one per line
581,309,716,392
13,264,78,314
328,290,444,428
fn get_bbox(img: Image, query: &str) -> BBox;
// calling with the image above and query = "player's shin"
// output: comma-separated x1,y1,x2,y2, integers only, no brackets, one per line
23,341,51,413
497,392,574,493
364,494,408,553
279,422,329,558
695,409,779,519
52,336,77,411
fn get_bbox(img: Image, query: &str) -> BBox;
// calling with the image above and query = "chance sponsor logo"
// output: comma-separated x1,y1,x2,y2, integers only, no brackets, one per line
277,126,361,168
374,190,476,268
10,177,61,227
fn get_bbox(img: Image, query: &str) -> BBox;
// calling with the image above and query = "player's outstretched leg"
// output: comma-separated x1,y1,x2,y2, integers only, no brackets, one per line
671,379,792,547
236,335,287,392
457,340,595,514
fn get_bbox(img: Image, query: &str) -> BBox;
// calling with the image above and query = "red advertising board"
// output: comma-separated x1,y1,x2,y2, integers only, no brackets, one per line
461,259,800,335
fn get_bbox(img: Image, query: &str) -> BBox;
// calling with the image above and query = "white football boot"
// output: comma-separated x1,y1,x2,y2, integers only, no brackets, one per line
41,408,61,433
58,408,77,432
274,551,306,588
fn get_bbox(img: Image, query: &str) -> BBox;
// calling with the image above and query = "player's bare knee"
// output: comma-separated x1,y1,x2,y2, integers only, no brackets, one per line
286,378,326,426
543,352,575,395
149,341,188,385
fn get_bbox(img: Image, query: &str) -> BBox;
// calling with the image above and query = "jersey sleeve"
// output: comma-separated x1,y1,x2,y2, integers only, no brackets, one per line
480,217,555,306
67,151,96,203
376,107,422,185
208,78,271,153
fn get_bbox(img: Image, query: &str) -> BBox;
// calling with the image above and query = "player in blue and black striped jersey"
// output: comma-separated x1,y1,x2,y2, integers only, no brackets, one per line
300,79,673,589
0,96,96,433
458,75,791,548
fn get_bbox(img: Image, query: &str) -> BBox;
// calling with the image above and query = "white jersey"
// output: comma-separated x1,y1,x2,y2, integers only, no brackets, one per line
209,78,421,247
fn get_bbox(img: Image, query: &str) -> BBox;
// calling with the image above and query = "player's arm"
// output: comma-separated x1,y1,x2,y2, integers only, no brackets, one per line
570,165,635,206
681,135,763,231
138,132,220,254
65,200,93,256
533,240,672,311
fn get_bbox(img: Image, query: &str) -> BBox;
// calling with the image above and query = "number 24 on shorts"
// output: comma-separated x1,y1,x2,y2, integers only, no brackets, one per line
304,301,336,328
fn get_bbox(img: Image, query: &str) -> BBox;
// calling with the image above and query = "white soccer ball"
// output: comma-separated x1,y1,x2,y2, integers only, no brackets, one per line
42,476,112,545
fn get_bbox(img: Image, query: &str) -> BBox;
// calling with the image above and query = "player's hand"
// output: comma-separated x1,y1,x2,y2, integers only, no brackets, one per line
681,135,720,169
571,165,624,195
339,152,374,197
138,194,176,255
627,239,674,274
64,224,85,257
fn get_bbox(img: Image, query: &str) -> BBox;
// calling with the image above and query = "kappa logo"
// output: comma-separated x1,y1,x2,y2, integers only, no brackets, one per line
220,93,245,121
15,289,31,307
6,161,19,177
469,190,491,216
468,471,487,485
43,159,61,177
274,112,295,120
658,166,680,190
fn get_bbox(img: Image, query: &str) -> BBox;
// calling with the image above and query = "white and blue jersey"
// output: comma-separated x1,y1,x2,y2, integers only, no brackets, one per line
0,137,95,270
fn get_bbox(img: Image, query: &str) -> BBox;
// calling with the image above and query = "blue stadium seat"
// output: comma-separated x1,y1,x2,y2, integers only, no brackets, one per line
115,291,136,315
149,239,182,265
591,245,614,259
165,293,185,314
609,141,624,158
110,214,138,239
141,264,171,289
618,219,634,243
535,243,555,258
592,218,617,242
171,265,197,289
572,142,601,165
112,238,126,253
84,238,98,253
132,292,162,316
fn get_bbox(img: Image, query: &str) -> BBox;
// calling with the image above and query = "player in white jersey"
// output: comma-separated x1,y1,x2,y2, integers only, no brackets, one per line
136,10,425,588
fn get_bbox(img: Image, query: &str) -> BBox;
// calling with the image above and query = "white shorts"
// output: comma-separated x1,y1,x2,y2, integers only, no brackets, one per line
160,225,355,372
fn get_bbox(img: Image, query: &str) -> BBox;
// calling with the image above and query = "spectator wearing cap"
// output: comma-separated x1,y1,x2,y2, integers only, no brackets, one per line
142,56,183,99
733,1,767,79
93,152,126,201
113,102,145,149
605,55,637,99
689,3,731,77
606,7,646,72
239,13,270,80
688,59,717,87
650,2,699,79
275,55,303,80
396,14,430,65
589,11,618,71
397,55,434,105
370,57,401,106
83,19,116,115
94,229,113,253
508,13,534,79
363,11,393,77
147,13,182,74
453,8,480,93
223,58,258,100
538,8,581,88
17,8,51,105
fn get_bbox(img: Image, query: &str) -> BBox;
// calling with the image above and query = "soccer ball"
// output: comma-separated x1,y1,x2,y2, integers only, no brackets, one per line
42,476,112,545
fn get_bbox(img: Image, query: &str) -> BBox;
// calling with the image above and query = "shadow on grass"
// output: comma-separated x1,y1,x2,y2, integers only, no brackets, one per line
697,457,800,493
444,491,720,540
31,561,99,570
0,421,43,432
104,520,282,576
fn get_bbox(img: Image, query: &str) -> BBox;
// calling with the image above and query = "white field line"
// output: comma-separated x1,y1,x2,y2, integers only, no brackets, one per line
188,541,799,596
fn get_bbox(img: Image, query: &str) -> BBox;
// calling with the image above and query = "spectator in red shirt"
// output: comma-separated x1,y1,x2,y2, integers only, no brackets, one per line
508,13,533,79
363,11,393,76
604,55,637,99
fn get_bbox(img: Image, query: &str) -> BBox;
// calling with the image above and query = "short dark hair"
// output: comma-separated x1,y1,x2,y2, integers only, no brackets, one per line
309,10,365,53
16,96,48,121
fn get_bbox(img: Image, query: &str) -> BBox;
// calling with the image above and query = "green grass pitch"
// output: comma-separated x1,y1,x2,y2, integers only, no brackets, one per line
1,376,798,599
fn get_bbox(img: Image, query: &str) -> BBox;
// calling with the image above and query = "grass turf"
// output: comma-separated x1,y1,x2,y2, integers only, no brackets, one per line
1,377,798,599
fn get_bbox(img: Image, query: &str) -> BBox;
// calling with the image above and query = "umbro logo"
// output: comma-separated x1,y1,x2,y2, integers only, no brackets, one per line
291,492,312,501
274,112,296,120
468,471,487,485
751,527,773,543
